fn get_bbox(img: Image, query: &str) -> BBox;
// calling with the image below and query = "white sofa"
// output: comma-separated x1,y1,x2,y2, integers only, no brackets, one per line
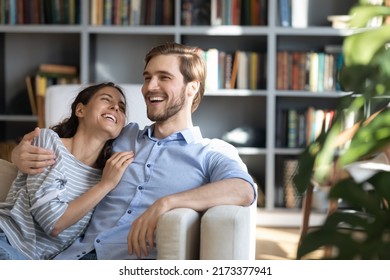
0,83,257,260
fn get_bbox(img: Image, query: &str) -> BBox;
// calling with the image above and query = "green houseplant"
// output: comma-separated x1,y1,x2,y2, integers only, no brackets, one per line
294,0,390,259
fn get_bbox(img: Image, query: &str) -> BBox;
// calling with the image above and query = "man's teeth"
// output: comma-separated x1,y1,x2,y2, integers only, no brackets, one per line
150,96,164,102
102,114,116,123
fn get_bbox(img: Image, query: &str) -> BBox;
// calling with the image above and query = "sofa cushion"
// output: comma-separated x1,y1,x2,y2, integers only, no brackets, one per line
0,159,18,202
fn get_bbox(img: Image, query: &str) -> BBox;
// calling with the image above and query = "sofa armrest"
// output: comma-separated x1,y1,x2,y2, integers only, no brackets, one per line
200,204,257,260
156,208,200,260
0,159,18,202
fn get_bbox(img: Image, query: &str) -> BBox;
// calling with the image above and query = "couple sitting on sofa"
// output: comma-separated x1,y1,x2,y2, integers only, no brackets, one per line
0,42,256,260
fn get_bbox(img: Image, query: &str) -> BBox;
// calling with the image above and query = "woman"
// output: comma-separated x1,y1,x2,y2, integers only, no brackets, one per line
0,82,134,259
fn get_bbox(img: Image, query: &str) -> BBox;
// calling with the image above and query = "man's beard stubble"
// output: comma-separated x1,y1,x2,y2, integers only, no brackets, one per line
147,89,186,122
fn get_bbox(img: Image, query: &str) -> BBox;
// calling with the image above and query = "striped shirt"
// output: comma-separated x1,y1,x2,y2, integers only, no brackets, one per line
0,129,102,259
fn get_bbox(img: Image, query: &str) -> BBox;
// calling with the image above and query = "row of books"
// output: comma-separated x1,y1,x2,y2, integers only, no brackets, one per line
90,0,174,26
182,0,267,26
0,0,80,25
26,64,80,127
276,48,344,92
200,48,267,91
277,107,335,149
279,0,390,28
277,106,363,149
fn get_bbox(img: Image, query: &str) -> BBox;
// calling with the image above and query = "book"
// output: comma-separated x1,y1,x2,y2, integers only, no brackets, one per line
38,63,78,76
230,50,240,89
291,51,300,90
35,74,47,128
218,51,226,89
305,106,315,145
237,51,248,89
287,109,297,148
210,0,222,25
291,0,308,28
25,76,37,115
249,52,259,90
309,52,319,92
130,0,141,25
205,48,219,90
103,0,113,25
224,52,233,89
162,0,174,25
316,52,325,92
279,0,290,27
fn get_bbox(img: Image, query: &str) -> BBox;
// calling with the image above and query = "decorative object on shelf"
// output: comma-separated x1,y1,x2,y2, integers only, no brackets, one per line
327,15,351,29
283,159,302,208
295,2,390,259
222,126,265,148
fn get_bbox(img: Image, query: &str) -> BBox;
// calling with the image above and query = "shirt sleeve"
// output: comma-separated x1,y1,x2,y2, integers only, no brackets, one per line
207,139,257,205
27,129,70,235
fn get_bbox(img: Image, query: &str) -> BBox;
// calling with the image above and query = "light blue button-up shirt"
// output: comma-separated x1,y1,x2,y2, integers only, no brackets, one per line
54,123,255,259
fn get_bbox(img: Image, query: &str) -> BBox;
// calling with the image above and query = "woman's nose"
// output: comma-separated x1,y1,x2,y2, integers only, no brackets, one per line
110,103,119,111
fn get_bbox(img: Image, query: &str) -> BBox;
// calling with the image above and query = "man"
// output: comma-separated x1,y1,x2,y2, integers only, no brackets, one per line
11,42,256,259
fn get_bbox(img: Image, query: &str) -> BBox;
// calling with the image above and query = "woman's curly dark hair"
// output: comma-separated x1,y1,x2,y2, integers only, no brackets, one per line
51,82,126,169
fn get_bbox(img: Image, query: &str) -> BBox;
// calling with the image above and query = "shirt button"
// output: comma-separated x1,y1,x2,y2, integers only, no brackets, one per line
146,164,151,168
96,239,100,243
138,186,143,190
157,142,161,146
127,210,132,214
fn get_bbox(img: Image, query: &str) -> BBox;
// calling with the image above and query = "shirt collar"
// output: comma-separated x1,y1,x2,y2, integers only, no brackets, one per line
142,124,203,144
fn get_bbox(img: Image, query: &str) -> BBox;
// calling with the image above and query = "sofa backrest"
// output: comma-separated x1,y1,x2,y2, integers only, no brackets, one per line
45,84,151,129
0,159,17,202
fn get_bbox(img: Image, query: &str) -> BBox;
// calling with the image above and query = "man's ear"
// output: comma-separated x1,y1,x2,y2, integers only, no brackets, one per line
188,80,200,97
75,103,85,118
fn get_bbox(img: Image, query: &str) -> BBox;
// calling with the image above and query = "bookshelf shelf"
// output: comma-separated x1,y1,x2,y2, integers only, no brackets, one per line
87,26,177,34
0,115,38,122
0,25,83,33
0,0,358,225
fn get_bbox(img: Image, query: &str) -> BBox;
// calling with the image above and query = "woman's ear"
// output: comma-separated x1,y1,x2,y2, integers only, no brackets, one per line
75,103,85,118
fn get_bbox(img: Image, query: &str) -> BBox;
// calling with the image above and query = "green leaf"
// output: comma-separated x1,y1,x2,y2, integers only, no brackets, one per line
338,108,390,166
368,172,390,204
297,228,359,259
293,143,317,194
348,6,390,28
343,25,390,66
